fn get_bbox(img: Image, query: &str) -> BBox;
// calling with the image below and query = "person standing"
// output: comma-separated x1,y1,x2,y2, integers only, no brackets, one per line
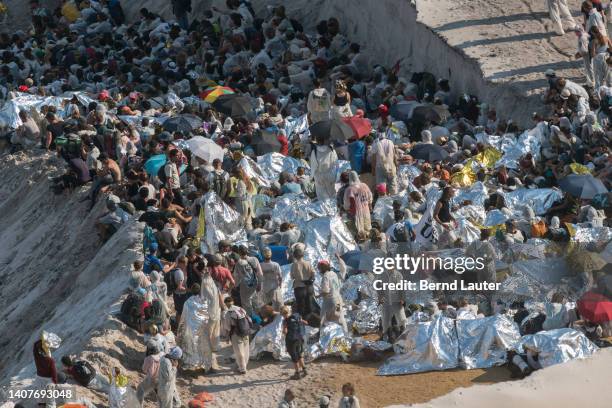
260,247,283,311
575,27,595,87
223,296,251,374
548,0,577,35
199,260,223,374
369,133,397,195
136,341,163,405
310,134,338,201
378,267,407,343
164,149,183,207
232,245,263,316
281,306,308,380
157,346,182,408
171,0,191,30
318,260,348,333
343,171,373,242
289,246,316,318
307,78,331,124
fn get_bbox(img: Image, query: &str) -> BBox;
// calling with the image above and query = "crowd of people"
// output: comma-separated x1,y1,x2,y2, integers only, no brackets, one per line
0,0,608,407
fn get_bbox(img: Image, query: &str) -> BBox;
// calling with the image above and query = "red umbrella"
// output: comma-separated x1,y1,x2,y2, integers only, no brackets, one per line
577,291,612,323
342,116,372,139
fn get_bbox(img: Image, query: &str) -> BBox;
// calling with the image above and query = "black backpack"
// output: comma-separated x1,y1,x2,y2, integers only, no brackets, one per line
72,361,96,386
164,269,179,295
233,314,251,337
285,313,305,342
211,171,226,198
120,293,144,329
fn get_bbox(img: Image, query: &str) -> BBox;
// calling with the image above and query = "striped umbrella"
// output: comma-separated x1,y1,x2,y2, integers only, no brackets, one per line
199,86,235,103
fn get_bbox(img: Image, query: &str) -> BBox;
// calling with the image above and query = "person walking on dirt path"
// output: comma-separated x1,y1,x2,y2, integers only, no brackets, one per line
281,306,308,380
157,346,182,408
338,383,361,408
223,296,251,374
199,260,223,374
548,0,578,35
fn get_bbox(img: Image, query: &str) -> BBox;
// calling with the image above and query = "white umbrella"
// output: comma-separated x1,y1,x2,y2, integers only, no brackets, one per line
185,136,224,164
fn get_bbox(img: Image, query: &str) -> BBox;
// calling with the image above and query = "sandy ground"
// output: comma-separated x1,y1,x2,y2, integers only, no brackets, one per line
72,315,512,408
417,0,585,93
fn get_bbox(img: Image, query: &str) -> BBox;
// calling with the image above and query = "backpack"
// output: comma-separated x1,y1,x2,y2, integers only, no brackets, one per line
235,258,258,288
164,269,179,294
211,171,227,198
285,313,305,342
530,220,548,238
72,361,96,386
233,313,251,337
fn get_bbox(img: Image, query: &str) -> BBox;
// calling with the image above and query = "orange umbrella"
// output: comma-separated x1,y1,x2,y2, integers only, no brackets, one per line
199,86,235,103
342,116,372,139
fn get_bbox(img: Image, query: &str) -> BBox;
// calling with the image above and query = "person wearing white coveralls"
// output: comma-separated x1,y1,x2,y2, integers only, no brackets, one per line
318,259,348,333
157,346,182,408
548,0,577,35
377,268,407,341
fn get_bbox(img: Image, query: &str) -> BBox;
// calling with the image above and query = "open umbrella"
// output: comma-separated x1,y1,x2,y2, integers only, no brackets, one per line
309,119,354,143
212,94,252,117
253,130,282,155
185,136,224,163
144,154,167,176
558,174,608,199
200,86,235,103
578,291,612,323
342,116,372,139
411,105,450,124
409,144,450,162
162,114,203,133
389,101,421,122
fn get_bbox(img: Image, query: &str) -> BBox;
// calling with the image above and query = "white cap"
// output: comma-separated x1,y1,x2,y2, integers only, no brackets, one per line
545,69,555,77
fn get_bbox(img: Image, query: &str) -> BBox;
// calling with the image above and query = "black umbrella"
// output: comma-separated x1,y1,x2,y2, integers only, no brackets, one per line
389,101,420,122
309,119,354,143
162,114,203,133
212,94,252,117
558,174,608,199
253,130,282,155
409,144,450,162
411,105,450,124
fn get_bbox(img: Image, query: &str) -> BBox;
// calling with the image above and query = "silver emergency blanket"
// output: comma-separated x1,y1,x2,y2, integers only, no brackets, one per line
455,217,481,244
302,215,358,269
257,152,310,181
283,114,309,136
484,209,509,226
346,298,382,334
41,331,62,350
238,156,271,187
503,188,562,216
454,204,486,225
498,257,580,303
571,226,612,243
359,339,393,352
377,315,459,375
308,322,352,361
271,194,337,228
516,328,598,368
397,165,422,191
456,314,521,369
495,126,543,169
340,273,378,303
0,92,95,128
200,192,247,253
177,296,210,368
250,314,288,360
280,263,296,304
453,181,488,207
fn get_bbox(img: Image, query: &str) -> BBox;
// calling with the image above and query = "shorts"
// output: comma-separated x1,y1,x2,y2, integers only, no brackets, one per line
285,339,304,363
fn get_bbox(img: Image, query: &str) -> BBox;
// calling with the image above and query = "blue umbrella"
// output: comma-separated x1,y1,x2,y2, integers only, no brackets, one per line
144,154,167,176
